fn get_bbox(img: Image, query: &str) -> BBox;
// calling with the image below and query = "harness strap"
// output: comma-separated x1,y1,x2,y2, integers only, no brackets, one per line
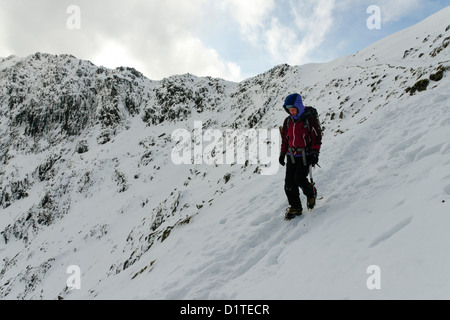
287,148,307,166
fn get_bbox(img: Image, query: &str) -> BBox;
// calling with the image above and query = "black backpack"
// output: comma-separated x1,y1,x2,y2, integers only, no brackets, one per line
284,106,322,138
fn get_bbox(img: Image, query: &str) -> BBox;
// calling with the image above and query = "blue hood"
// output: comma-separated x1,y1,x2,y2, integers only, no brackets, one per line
283,93,305,121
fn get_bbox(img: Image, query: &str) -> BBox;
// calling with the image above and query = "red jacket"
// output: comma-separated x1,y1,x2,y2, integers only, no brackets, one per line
281,108,322,156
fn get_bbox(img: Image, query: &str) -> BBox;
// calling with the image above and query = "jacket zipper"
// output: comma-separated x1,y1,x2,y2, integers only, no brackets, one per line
292,122,296,148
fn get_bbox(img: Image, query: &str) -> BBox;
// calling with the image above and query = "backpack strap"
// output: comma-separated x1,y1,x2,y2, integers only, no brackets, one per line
299,107,322,153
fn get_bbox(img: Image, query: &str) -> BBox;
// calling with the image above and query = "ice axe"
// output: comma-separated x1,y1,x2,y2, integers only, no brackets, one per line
309,163,322,200
309,165,316,195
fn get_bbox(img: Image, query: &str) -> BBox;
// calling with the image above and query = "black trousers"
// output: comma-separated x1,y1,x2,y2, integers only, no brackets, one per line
284,156,315,209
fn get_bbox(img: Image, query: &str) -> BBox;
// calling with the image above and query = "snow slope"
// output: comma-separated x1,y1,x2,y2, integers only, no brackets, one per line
0,6,449,300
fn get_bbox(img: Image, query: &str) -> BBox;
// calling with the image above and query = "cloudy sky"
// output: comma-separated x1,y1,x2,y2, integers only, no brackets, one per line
0,0,448,81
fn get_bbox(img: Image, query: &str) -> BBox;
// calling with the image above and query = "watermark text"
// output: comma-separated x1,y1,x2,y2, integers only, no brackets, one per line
66,5,81,30
366,265,381,290
171,121,280,176
367,5,381,30
66,265,81,291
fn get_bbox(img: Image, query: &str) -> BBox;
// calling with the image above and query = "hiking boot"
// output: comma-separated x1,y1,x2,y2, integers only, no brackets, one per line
307,197,316,210
307,182,317,210
285,207,303,220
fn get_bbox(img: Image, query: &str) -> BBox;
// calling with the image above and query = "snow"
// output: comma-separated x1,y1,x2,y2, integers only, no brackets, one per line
0,6,449,300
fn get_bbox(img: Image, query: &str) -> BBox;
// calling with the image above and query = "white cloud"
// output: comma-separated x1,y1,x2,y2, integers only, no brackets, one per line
140,28,243,81
89,24,242,81
91,41,146,73
0,9,10,57
218,0,336,66
264,0,336,65
219,0,276,44
0,0,243,81
265,18,298,60
86,0,243,81
288,0,335,62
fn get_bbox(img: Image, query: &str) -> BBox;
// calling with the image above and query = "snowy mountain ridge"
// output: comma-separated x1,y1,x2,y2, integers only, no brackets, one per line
0,7,449,299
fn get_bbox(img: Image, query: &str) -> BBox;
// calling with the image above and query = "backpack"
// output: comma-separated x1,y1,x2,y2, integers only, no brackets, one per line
284,106,322,139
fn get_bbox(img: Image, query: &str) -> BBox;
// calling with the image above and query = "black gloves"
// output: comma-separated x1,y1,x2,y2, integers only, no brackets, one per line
308,150,319,166
279,153,286,166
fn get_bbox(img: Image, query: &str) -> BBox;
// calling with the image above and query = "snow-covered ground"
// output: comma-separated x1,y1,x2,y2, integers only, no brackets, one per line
0,6,449,300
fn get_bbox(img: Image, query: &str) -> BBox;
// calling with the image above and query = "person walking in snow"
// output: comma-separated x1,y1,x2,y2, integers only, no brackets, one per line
279,93,322,220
